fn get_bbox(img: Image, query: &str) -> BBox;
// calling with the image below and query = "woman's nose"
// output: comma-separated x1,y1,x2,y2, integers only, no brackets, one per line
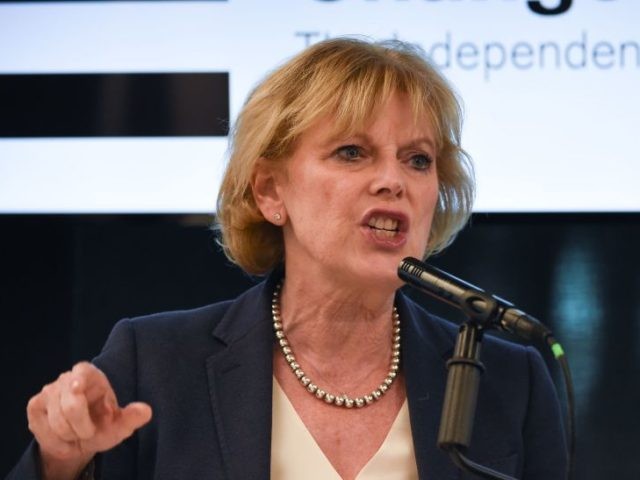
369,156,404,198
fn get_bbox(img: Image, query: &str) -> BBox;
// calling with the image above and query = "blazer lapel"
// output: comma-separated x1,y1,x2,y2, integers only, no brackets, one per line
203,280,462,480
206,279,276,480
398,292,462,480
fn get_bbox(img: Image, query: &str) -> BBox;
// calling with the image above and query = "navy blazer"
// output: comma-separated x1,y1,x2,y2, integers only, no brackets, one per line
8,273,567,479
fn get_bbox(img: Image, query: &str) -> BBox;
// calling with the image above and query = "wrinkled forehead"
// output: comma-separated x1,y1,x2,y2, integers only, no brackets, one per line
291,85,443,153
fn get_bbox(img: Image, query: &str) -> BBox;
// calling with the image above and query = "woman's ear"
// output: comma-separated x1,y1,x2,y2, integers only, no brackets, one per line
251,158,287,225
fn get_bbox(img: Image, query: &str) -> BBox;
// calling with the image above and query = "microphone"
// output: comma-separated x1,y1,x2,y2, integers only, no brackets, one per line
398,257,553,342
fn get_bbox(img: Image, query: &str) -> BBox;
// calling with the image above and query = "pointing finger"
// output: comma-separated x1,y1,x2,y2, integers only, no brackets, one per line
83,402,152,452
119,402,153,432
60,380,96,440
109,402,153,443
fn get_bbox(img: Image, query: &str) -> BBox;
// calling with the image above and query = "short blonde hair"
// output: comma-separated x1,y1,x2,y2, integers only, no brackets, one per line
216,37,474,275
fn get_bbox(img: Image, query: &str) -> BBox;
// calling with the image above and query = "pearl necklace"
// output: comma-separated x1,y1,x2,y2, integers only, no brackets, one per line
272,282,401,409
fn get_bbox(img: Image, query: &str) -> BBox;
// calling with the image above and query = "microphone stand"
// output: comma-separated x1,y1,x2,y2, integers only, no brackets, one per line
436,288,519,480
398,257,572,479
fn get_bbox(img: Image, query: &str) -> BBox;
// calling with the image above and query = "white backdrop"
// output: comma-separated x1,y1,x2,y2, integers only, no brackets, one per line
0,0,638,212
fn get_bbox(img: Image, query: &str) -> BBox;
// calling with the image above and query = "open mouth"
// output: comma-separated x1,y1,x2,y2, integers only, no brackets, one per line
367,216,400,238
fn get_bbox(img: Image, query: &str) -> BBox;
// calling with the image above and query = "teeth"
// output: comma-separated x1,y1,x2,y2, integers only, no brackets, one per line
373,228,396,238
384,218,395,231
368,216,399,232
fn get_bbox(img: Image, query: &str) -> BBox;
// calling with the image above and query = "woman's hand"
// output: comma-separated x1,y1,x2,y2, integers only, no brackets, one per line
26,362,152,480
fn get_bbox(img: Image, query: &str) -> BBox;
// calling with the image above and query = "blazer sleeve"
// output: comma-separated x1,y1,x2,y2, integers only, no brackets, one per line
4,319,140,480
5,441,42,480
91,318,140,479
522,346,568,480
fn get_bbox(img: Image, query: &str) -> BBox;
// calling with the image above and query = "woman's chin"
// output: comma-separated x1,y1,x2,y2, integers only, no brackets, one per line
342,256,406,292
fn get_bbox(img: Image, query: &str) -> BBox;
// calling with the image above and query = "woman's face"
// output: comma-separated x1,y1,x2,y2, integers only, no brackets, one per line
273,92,439,289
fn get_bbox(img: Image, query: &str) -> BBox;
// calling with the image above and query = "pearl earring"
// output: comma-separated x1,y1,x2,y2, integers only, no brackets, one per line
273,212,282,222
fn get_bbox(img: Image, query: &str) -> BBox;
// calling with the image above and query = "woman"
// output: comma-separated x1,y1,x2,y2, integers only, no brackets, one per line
9,38,566,480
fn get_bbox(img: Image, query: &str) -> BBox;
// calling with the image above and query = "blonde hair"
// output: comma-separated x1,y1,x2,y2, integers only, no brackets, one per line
216,37,474,275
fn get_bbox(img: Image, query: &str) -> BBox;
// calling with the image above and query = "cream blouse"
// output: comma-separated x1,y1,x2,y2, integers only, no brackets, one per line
271,379,419,480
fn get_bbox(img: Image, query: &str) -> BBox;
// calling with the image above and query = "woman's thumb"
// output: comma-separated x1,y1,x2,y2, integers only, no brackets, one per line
118,402,153,435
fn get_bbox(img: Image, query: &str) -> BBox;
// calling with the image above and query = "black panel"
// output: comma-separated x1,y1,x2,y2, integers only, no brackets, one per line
0,73,229,137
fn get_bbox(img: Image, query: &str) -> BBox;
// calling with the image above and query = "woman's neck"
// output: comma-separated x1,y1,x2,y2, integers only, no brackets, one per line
277,266,398,390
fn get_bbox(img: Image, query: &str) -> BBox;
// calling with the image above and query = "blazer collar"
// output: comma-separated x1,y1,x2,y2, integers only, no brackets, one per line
206,273,280,480
397,290,462,480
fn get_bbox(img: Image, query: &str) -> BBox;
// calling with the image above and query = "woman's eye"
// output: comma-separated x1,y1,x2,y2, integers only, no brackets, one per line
335,145,363,161
409,153,433,171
